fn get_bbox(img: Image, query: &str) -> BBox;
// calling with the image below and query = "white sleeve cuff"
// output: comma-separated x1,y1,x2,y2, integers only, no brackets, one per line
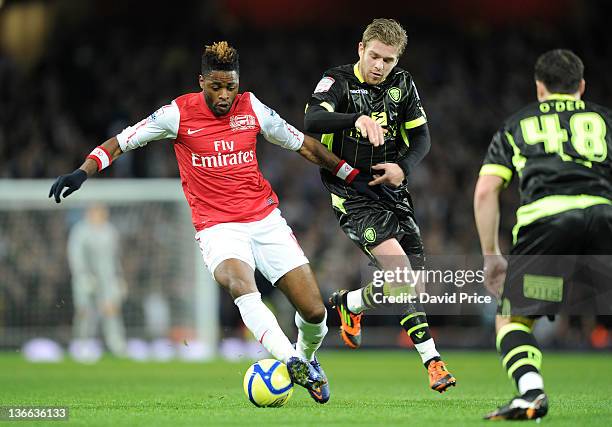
117,101,180,152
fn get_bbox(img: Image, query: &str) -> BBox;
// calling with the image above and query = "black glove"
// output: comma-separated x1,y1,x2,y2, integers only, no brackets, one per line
349,172,380,200
48,169,88,203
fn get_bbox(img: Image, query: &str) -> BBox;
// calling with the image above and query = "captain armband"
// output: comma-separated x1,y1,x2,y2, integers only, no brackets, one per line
87,146,113,171
333,160,359,183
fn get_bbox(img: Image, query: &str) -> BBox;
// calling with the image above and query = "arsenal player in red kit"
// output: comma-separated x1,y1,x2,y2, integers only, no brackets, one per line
49,41,375,403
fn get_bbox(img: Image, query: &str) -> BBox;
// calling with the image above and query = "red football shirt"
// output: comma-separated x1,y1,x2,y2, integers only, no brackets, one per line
116,91,304,230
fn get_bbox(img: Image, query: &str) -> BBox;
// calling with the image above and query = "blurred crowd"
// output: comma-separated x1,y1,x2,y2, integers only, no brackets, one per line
3,8,612,252
1,3,611,348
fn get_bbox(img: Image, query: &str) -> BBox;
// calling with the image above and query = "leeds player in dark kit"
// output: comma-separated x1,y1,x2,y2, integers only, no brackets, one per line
305,18,456,393
475,49,612,420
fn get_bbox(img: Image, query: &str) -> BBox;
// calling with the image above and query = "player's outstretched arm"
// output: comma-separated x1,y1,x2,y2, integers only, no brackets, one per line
305,104,386,147
49,101,179,203
49,136,123,203
81,137,124,177
251,92,379,199
298,134,343,172
298,135,379,200
474,174,505,255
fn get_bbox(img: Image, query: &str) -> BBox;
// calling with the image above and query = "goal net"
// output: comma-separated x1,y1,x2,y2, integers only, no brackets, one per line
0,179,219,361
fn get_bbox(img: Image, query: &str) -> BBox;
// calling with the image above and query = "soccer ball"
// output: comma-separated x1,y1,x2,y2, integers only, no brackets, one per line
243,359,294,407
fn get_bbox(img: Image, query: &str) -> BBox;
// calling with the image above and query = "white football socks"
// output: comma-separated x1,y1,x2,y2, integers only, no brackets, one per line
414,338,440,364
73,307,97,339
102,314,127,357
234,292,298,363
295,311,328,361
346,289,365,314
518,372,544,394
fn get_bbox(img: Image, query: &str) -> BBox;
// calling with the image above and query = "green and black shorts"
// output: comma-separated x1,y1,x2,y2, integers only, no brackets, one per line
499,202,612,317
327,183,425,269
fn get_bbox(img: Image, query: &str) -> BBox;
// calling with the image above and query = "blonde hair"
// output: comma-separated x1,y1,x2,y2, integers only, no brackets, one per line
362,18,407,56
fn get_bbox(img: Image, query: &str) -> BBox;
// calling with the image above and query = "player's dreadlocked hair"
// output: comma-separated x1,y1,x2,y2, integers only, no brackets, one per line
201,41,239,76
535,49,584,94
362,18,407,56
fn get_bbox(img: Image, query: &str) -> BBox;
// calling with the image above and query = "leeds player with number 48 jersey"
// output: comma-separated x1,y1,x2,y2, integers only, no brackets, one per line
475,49,612,420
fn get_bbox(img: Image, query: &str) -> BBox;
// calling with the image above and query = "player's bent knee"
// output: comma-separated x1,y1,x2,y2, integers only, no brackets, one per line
213,260,257,297
495,314,534,332
371,238,405,258
299,304,327,324
510,315,535,329
101,303,118,317
225,278,257,298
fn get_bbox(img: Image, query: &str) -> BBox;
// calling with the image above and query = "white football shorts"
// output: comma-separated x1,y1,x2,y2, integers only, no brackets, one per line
195,209,309,285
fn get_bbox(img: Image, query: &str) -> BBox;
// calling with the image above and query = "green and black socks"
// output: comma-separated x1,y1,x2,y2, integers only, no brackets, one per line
400,309,431,344
361,281,440,366
497,322,544,394
400,305,440,366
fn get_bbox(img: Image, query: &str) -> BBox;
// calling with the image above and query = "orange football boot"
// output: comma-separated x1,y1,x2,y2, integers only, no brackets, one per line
428,360,456,392
329,290,362,349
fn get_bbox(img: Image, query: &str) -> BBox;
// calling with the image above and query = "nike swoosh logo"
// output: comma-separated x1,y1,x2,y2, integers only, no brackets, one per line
187,128,205,135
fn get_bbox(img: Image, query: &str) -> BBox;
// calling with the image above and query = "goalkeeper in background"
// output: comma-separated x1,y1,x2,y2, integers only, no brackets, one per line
68,203,127,357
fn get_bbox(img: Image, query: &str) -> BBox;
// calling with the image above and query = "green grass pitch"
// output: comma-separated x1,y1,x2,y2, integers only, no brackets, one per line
1,351,610,426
